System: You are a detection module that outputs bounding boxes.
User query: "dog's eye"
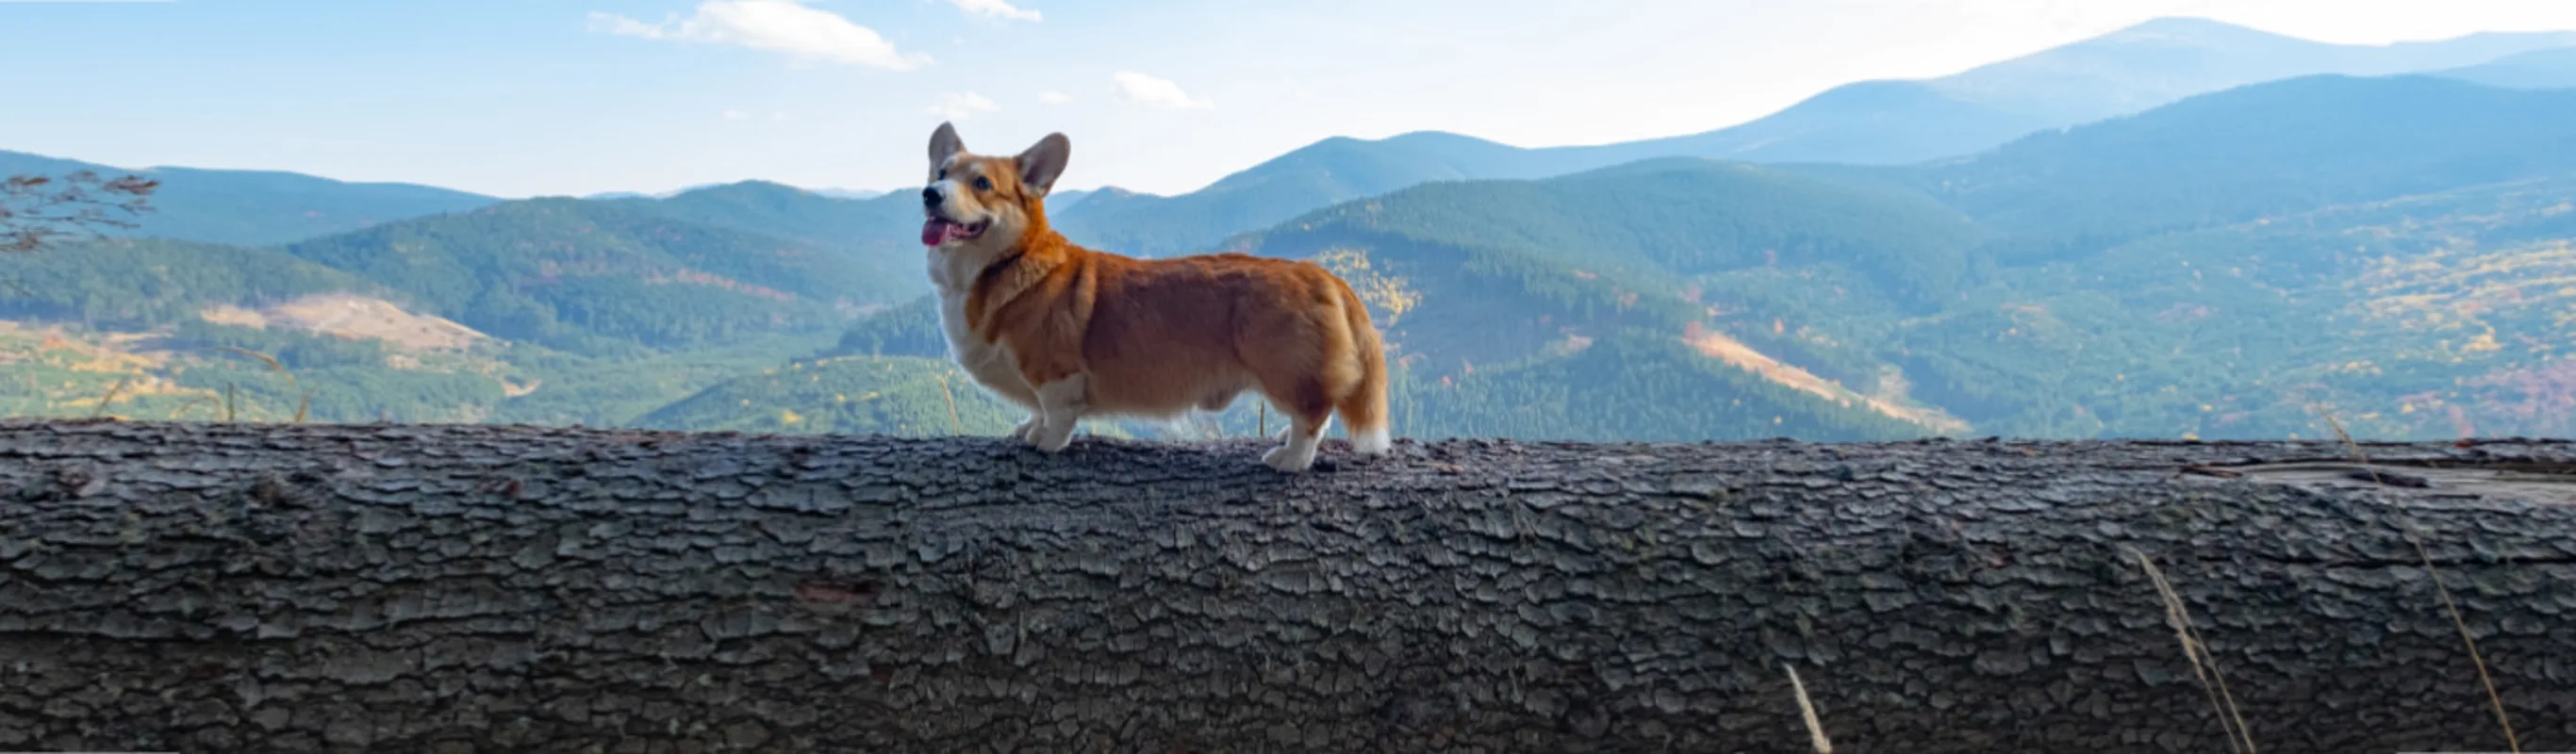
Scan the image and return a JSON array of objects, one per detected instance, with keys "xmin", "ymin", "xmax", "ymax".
[
  {"xmin": 936, "ymin": 168, "xmax": 947, "ymax": 180},
  {"xmin": 973, "ymin": 176, "xmax": 993, "ymax": 191}
]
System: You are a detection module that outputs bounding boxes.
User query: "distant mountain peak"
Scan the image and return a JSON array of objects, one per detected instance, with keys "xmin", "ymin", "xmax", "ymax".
[
  {"xmin": 807, "ymin": 187, "xmax": 886, "ymax": 201},
  {"xmin": 2096, "ymin": 16, "xmax": 2576, "ymax": 51},
  {"xmin": 2105, "ymin": 16, "xmax": 2290, "ymax": 41},
  {"xmin": 581, "ymin": 180, "xmax": 888, "ymax": 203}
]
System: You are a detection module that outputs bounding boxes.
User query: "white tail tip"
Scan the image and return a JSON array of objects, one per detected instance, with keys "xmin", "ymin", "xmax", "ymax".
[{"xmin": 1349, "ymin": 424, "xmax": 1392, "ymax": 455}]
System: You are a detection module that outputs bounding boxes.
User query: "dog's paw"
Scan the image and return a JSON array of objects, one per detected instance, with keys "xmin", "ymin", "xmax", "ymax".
[
  {"xmin": 1032, "ymin": 423, "xmax": 1077, "ymax": 453},
  {"xmin": 1261, "ymin": 443, "xmax": 1316, "ymax": 472}
]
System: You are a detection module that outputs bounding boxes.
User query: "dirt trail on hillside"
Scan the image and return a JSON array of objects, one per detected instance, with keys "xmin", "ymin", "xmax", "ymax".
[
  {"xmin": 200, "ymin": 294, "xmax": 486, "ymax": 352},
  {"xmin": 1682, "ymin": 328, "xmax": 1971, "ymax": 434}
]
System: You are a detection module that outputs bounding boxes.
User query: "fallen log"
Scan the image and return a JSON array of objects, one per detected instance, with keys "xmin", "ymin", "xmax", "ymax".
[{"xmin": 1, "ymin": 418, "xmax": 2572, "ymax": 753}]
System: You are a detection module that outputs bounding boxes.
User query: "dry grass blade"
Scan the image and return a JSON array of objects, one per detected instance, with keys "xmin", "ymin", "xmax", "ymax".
[
  {"xmin": 2411, "ymin": 533, "xmax": 2521, "ymax": 752},
  {"xmin": 293, "ymin": 387, "xmax": 317, "ymax": 424},
  {"xmin": 89, "ymin": 374, "xmax": 133, "ymax": 418},
  {"xmin": 2126, "ymin": 547, "xmax": 2256, "ymax": 754},
  {"xmin": 212, "ymin": 346, "xmax": 296, "ymax": 385},
  {"xmin": 2319, "ymin": 412, "xmax": 2376, "ymax": 483},
  {"xmin": 934, "ymin": 373, "xmax": 964, "ymax": 434},
  {"xmin": 166, "ymin": 394, "xmax": 218, "ymax": 421},
  {"xmin": 1784, "ymin": 664, "xmax": 1832, "ymax": 754},
  {"xmin": 2320, "ymin": 407, "xmax": 2519, "ymax": 751}
]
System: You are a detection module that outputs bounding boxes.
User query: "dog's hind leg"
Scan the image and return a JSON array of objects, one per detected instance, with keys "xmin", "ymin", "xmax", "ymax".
[{"xmin": 1256, "ymin": 380, "xmax": 1332, "ymax": 472}]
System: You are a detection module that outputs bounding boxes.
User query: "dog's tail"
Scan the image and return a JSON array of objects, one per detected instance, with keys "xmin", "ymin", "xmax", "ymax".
[{"xmin": 1331, "ymin": 279, "xmax": 1393, "ymax": 455}]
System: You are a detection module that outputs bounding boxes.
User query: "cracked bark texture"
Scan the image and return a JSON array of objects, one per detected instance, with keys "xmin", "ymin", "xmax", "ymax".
[{"xmin": 3, "ymin": 419, "xmax": 2574, "ymax": 753}]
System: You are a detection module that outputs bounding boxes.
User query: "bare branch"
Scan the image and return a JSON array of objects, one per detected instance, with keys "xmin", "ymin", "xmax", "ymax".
[{"xmin": 1, "ymin": 170, "xmax": 161, "ymax": 254}]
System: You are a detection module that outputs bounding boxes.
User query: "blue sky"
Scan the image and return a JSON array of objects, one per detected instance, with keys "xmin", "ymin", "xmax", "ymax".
[{"xmin": 7, "ymin": 0, "xmax": 2576, "ymax": 198}]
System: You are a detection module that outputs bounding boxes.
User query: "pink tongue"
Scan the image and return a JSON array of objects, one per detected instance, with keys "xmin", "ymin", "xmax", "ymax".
[{"xmin": 920, "ymin": 219, "xmax": 951, "ymax": 246}]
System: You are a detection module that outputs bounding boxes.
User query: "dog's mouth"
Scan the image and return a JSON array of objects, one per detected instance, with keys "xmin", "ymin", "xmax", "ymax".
[{"xmin": 921, "ymin": 216, "xmax": 990, "ymax": 246}]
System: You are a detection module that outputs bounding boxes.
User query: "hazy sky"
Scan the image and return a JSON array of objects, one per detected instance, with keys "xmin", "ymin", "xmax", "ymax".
[{"xmin": 7, "ymin": 0, "xmax": 2576, "ymax": 198}]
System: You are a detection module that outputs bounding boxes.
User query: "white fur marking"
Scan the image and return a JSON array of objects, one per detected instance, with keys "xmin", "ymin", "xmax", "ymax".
[
  {"xmin": 1350, "ymin": 424, "xmax": 1392, "ymax": 455},
  {"xmin": 1031, "ymin": 374, "xmax": 1090, "ymax": 452},
  {"xmin": 932, "ymin": 286, "xmax": 1034, "ymax": 406},
  {"xmin": 1274, "ymin": 411, "xmax": 1329, "ymax": 443},
  {"xmin": 1263, "ymin": 419, "xmax": 1326, "ymax": 472},
  {"xmin": 925, "ymin": 214, "xmax": 1045, "ymax": 427}
]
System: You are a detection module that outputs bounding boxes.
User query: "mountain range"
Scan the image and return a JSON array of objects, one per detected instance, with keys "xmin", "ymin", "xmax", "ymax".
[
  {"xmin": 1050, "ymin": 17, "xmax": 2576, "ymax": 255},
  {"xmin": 8, "ymin": 17, "xmax": 2576, "ymax": 444}
]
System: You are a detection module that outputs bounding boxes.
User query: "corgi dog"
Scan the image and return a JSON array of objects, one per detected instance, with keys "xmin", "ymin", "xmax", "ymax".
[{"xmin": 916, "ymin": 122, "xmax": 1392, "ymax": 471}]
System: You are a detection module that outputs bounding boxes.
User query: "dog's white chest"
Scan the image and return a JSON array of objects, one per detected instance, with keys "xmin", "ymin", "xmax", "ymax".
[{"xmin": 928, "ymin": 251, "xmax": 1034, "ymax": 404}]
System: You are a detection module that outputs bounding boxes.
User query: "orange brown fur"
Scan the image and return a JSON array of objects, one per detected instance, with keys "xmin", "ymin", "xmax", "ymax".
[{"xmin": 918, "ymin": 122, "xmax": 1390, "ymax": 471}]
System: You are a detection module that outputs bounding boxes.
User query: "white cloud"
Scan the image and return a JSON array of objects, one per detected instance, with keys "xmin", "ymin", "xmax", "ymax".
[
  {"xmin": 722, "ymin": 109, "xmax": 751, "ymax": 120},
  {"xmin": 1110, "ymin": 72, "xmax": 1212, "ymax": 110},
  {"xmin": 927, "ymin": 91, "xmax": 999, "ymax": 121},
  {"xmin": 1037, "ymin": 90, "xmax": 1073, "ymax": 105},
  {"xmin": 948, "ymin": 0, "xmax": 1041, "ymax": 23},
  {"xmin": 587, "ymin": 1, "xmax": 928, "ymax": 71},
  {"xmin": 589, "ymin": 13, "xmax": 667, "ymax": 39}
]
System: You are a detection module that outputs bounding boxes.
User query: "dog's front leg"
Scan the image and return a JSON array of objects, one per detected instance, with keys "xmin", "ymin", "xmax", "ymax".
[{"xmin": 1027, "ymin": 373, "xmax": 1089, "ymax": 453}]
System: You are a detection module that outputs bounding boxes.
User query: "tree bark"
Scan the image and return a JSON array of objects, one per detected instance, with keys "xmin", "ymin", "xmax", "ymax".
[{"xmin": 2, "ymin": 418, "xmax": 2573, "ymax": 753}]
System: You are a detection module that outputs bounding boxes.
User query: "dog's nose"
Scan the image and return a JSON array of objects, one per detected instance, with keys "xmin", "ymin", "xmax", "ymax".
[{"xmin": 921, "ymin": 186, "xmax": 942, "ymax": 207}]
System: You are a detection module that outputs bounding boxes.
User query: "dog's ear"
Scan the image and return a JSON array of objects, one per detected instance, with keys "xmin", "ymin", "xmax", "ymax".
[
  {"xmin": 1016, "ymin": 133, "xmax": 1071, "ymax": 197},
  {"xmin": 929, "ymin": 122, "xmax": 966, "ymax": 168}
]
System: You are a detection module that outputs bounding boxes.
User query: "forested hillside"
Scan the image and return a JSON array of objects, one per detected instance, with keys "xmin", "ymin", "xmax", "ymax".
[
  {"xmin": 0, "ymin": 185, "xmax": 926, "ymax": 431},
  {"xmin": 1889, "ymin": 74, "xmax": 2576, "ymax": 253},
  {"xmin": 0, "ymin": 238, "xmax": 375, "ymax": 326},
  {"xmin": 2433, "ymin": 45, "xmax": 2576, "ymax": 89},
  {"xmin": 605, "ymin": 181, "xmax": 926, "ymax": 256},
  {"xmin": 0, "ymin": 150, "xmax": 496, "ymax": 246},
  {"xmin": 279, "ymin": 198, "xmax": 918, "ymax": 353},
  {"xmin": 1051, "ymin": 132, "xmax": 1611, "ymax": 255},
  {"xmin": 632, "ymin": 354, "xmax": 1025, "ymax": 436},
  {"xmin": 1891, "ymin": 171, "xmax": 2576, "ymax": 440}
]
